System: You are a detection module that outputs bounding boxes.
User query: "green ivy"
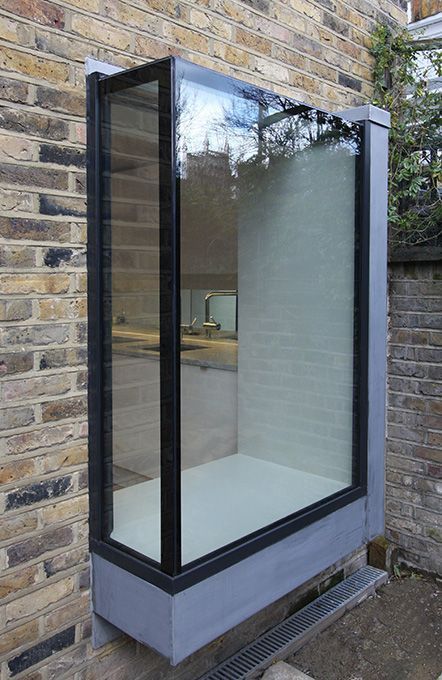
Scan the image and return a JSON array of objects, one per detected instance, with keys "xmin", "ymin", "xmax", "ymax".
[{"xmin": 370, "ymin": 24, "xmax": 442, "ymax": 249}]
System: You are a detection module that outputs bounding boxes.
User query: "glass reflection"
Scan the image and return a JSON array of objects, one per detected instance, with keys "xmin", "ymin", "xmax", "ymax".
[
  {"xmin": 102, "ymin": 80, "xmax": 161, "ymax": 562},
  {"xmin": 99, "ymin": 60, "xmax": 362, "ymax": 568},
  {"xmin": 177, "ymin": 65, "xmax": 361, "ymax": 564}
]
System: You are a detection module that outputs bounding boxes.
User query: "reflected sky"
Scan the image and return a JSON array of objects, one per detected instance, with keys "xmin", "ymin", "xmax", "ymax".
[
  {"xmin": 176, "ymin": 77, "xmax": 259, "ymax": 173},
  {"xmin": 176, "ymin": 75, "xmax": 361, "ymax": 180}
]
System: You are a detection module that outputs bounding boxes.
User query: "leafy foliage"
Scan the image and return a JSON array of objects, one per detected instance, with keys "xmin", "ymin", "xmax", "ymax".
[{"xmin": 371, "ymin": 24, "xmax": 442, "ymax": 249}]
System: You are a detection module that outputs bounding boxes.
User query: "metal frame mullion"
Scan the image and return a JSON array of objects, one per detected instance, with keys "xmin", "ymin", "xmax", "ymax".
[
  {"xmin": 159, "ymin": 60, "xmax": 181, "ymax": 575},
  {"xmin": 357, "ymin": 121, "xmax": 370, "ymax": 492},
  {"xmin": 87, "ymin": 71, "xmax": 105, "ymax": 542}
]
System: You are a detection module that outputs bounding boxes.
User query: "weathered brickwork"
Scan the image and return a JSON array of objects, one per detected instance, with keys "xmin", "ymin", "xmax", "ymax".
[
  {"xmin": 386, "ymin": 259, "xmax": 442, "ymax": 576},
  {"xmin": 0, "ymin": 0, "xmax": 406, "ymax": 677}
]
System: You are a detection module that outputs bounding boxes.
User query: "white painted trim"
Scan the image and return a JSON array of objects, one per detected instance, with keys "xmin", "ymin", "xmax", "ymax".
[{"xmin": 408, "ymin": 12, "xmax": 442, "ymax": 39}]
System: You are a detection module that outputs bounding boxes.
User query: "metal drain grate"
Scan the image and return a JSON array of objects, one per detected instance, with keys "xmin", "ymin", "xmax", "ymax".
[{"xmin": 199, "ymin": 565, "xmax": 388, "ymax": 680}]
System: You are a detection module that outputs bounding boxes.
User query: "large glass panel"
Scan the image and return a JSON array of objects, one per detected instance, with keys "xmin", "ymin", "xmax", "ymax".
[
  {"xmin": 177, "ymin": 63, "xmax": 361, "ymax": 564},
  {"xmin": 101, "ymin": 79, "xmax": 161, "ymax": 562}
]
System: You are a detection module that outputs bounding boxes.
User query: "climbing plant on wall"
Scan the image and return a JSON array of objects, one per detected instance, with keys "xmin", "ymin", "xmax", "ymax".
[{"xmin": 371, "ymin": 24, "xmax": 441, "ymax": 250}]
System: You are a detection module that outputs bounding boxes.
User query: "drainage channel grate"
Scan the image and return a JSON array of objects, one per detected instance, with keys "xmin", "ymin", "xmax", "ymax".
[{"xmin": 199, "ymin": 565, "xmax": 388, "ymax": 680}]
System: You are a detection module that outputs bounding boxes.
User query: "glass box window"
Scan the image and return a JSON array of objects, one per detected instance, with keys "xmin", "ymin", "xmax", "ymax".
[
  {"xmin": 88, "ymin": 57, "xmax": 366, "ymax": 579},
  {"xmin": 101, "ymin": 80, "xmax": 161, "ymax": 563},
  {"xmin": 177, "ymin": 64, "xmax": 360, "ymax": 564}
]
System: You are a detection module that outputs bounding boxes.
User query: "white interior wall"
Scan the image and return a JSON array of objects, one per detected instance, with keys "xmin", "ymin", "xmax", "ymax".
[{"xmin": 237, "ymin": 144, "xmax": 356, "ymax": 484}]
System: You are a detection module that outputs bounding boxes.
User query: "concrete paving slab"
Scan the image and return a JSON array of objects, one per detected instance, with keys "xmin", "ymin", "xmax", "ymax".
[{"xmin": 262, "ymin": 661, "xmax": 314, "ymax": 680}]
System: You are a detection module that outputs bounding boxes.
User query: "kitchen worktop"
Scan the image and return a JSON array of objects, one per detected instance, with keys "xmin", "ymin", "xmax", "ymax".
[{"xmin": 112, "ymin": 326, "xmax": 238, "ymax": 371}]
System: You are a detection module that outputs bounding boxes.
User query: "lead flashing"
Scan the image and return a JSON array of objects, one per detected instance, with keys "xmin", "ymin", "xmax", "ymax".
[
  {"xmin": 85, "ymin": 57, "xmax": 123, "ymax": 76},
  {"xmin": 337, "ymin": 104, "xmax": 391, "ymax": 129}
]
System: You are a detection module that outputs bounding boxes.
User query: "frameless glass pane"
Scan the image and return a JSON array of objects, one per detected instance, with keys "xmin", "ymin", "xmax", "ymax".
[
  {"xmin": 177, "ymin": 65, "xmax": 361, "ymax": 564},
  {"xmin": 101, "ymin": 80, "xmax": 161, "ymax": 562}
]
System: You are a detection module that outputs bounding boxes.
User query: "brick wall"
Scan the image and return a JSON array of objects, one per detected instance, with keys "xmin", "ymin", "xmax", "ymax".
[
  {"xmin": 0, "ymin": 0, "xmax": 406, "ymax": 677},
  {"xmin": 386, "ymin": 258, "xmax": 442, "ymax": 576}
]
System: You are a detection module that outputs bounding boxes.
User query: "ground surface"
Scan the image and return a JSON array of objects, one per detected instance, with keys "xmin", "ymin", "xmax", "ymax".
[{"xmin": 284, "ymin": 574, "xmax": 442, "ymax": 680}]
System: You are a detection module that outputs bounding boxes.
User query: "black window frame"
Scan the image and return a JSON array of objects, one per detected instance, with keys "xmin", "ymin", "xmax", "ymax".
[{"xmin": 87, "ymin": 56, "xmax": 369, "ymax": 595}]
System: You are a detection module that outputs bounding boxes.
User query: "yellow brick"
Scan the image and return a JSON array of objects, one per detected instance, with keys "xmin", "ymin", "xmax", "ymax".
[
  {"xmin": 41, "ymin": 443, "xmax": 88, "ymax": 473},
  {"xmin": 235, "ymin": 28, "xmax": 272, "ymax": 56},
  {"xmin": 0, "ymin": 566, "xmax": 39, "ymax": 600},
  {"xmin": 322, "ymin": 83, "xmax": 341, "ymax": 102},
  {"xmin": 361, "ymin": 32, "xmax": 373, "ymax": 50},
  {"xmin": 334, "ymin": 2, "xmax": 351, "ymax": 22},
  {"xmin": 0, "ymin": 47, "xmax": 69, "ymax": 84},
  {"xmin": 335, "ymin": 36, "xmax": 360, "ymax": 60},
  {"xmin": 190, "ymin": 8, "xmax": 232, "ymax": 39},
  {"xmin": 134, "ymin": 34, "xmax": 169, "ymax": 59},
  {"xmin": 0, "ymin": 273, "xmax": 70, "ymax": 294},
  {"xmin": 308, "ymin": 59, "xmax": 337, "ymax": 83},
  {"xmin": 285, "ymin": 0, "xmax": 320, "ymax": 21},
  {"xmin": 75, "ymin": 272, "xmax": 87, "ymax": 293},
  {"xmin": 41, "ymin": 495, "xmax": 88, "ymax": 526},
  {"xmin": 289, "ymin": 70, "xmax": 315, "ymax": 93},
  {"xmin": 273, "ymin": 45, "xmax": 307, "ymax": 71},
  {"xmin": 133, "ymin": 0, "xmax": 189, "ymax": 19},
  {"xmin": 0, "ymin": 134, "xmax": 35, "ymax": 163},
  {"xmin": 6, "ymin": 576, "xmax": 75, "ymax": 623},
  {"xmin": 191, "ymin": 52, "xmax": 229, "ymax": 73},
  {"xmin": 163, "ymin": 24, "xmax": 209, "ymax": 52},
  {"xmin": 34, "ymin": 27, "xmax": 91, "ymax": 62},
  {"xmin": 0, "ymin": 512, "xmax": 38, "ymax": 542},
  {"xmin": 5, "ymin": 424, "xmax": 75, "ymax": 455},
  {"xmin": 388, "ymin": 2, "xmax": 407, "ymax": 22},
  {"xmin": 67, "ymin": 0, "xmax": 100, "ymax": 10},
  {"xmin": 352, "ymin": 61, "xmax": 372, "ymax": 82},
  {"xmin": 77, "ymin": 517, "xmax": 89, "ymax": 543},
  {"xmin": 0, "ymin": 187, "xmax": 35, "ymax": 213},
  {"xmin": 71, "ymin": 223, "xmax": 87, "ymax": 244},
  {"xmin": 104, "ymin": 0, "xmax": 162, "ymax": 33},
  {"xmin": 0, "ymin": 459, "xmax": 36, "ymax": 485},
  {"xmin": 254, "ymin": 16, "xmax": 291, "ymax": 43},
  {"xmin": 212, "ymin": 0, "xmax": 250, "ymax": 25},
  {"xmin": 213, "ymin": 41, "xmax": 251, "ymax": 67},
  {"xmin": 0, "ymin": 17, "xmax": 28, "ymax": 44},
  {"xmin": 38, "ymin": 297, "xmax": 87, "ymax": 321},
  {"xmin": 3, "ymin": 373, "xmax": 71, "ymax": 401},
  {"xmin": 71, "ymin": 15, "xmax": 132, "ymax": 51},
  {"xmin": 44, "ymin": 590, "xmax": 89, "ymax": 632},
  {"xmin": 322, "ymin": 47, "xmax": 350, "ymax": 72},
  {"xmin": 361, "ymin": 81, "xmax": 374, "ymax": 98},
  {"xmin": 0, "ymin": 620, "xmax": 39, "ymax": 656},
  {"xmin": 255, "ymin": 57, "xmax": 289, "ymax": 84},
  {"xmin": 272, "ymin": 4, "xmax": 306, "ymax": 32},
  {"xmin": 314, "ymin": 25, "xmax": 336, "ymax": 48},
  {"xmin": 347, "ymin": 7, "xmax": 370, "ymax": 29},
  {"xmin": 0, "ymin": 18, "xmax": 17, "ymax": 44}
]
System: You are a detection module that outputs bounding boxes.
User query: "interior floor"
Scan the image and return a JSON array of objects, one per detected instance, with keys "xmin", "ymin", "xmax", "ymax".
[{"xmin": 111, "ymin": 453, "xmax": 348, "ymax": 565}]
